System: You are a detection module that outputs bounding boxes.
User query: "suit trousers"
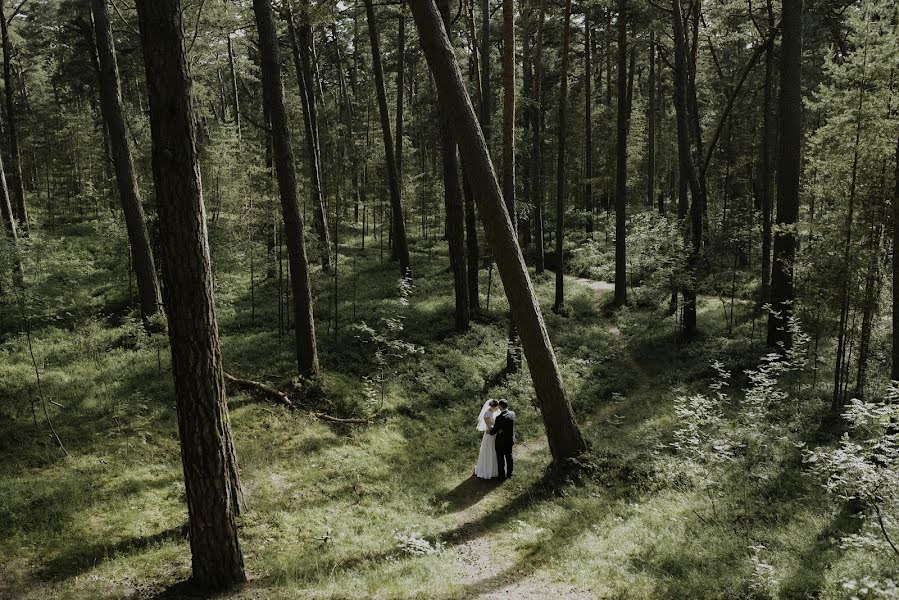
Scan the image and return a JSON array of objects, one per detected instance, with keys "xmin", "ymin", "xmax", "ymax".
[{"xmin": 495, "ymin": 443, "xmax": 513, "ymax": 479}]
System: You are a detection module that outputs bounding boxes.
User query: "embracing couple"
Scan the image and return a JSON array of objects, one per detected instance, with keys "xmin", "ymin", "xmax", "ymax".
[{"xmin": 474, "ymin": 399, "xmax": 516, "ymax": 481}]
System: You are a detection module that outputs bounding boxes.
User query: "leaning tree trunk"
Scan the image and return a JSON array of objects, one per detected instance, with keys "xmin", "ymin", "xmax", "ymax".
[
  {"xmin": 531, "ymin": 0, "xmax": 547, "ymax": 274},
  {"xmin": 613, "ymin": 0, "xmax": 628, "ymax": 307},
  {"xmin": 286, "ymin": 0, "xmax": 331, "ymax": 271},
  {"xmin": 254, "ymin": 0, "xmax": 320, "ymax": 376},
  {"xmin": 436, "ymin": 0, "xmax": 469, "ymax": 331},
  {"xmin": 766, "ymin": 0, "xmax": 802, "ymax": 349},
  {"xmin": 365, "ymin": 0, "xmax": 411, "ymax": 279},
  {"xmin": 0, "ymin": 149, "xmax": 21, "ymax": 286},
  {"xmin": 135, "ymin": 0, "xmax": 245, "ymax": 590},
  {"xmin": 0, "ymin": 2, "xmax": 27, "ymax": 233},
  {"xmin": 91, "ymin": 0, "xmax": 162, "ymax": 321},
  {"xmin": 409, "ymin": 0, "xmax": 587, "ymax": 462},
  {"xmin": 502, "ymin": 0, "xmax": 520, "ymax": 372},
  {"xmin": 553, "ymin": 0, "xmax": 573, "ymax": 313}
]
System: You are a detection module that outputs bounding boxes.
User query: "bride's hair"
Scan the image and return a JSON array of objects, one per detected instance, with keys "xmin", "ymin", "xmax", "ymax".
[{"xmin": 489, "ymin": 400, "xmax": 499, "ymax": 408}]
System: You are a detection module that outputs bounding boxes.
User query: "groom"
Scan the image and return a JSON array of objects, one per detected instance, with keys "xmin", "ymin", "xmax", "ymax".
[{"xmin": 488, "ymin": 400, "xmax": 516, "ymax": 480}]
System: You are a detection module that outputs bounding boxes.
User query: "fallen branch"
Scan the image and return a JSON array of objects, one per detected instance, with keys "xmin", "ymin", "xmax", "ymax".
[
  {"xmin": 311, "ymin": 412, "xmax": 370, "ymax": 424},
  {"xmin": 223, "ymin": 372, "xmax": 294, "ymax": 408},
  {"xmin": 224, "ymin": 372, "xmax": 370, "ymax": 424}
]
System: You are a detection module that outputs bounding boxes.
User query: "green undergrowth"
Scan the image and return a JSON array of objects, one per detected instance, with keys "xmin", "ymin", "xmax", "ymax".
[{"xmin": 0, "ymin": 216, "xmax": 890, "ymax": 599}]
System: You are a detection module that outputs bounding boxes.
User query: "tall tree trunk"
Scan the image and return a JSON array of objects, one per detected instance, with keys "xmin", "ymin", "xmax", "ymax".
[
  {"xmin": 286, "ymin": 0, "xmax": 331, "ymax": 271},
  {"xmin": 436, "ymin": 0, "xmax": 469, "ymax": 331},
  {"xmin": 0, "ymin": 2, "xmax": 26, "ymax": 233},
  {"xmin": 394, "ymin": 12, "xmax": 406, "ymax": 257},
  {"xmin": 463, "ymin": 156, "xmax": 480, "ymax": 311},
  {"xmin": 464, "ymin": 0, "xmax": 483, "ymax": 310},
  {"xmin": 521, "ymin": 10, "xmax": 533, "ymax": 246},
  {"xmin": 480, "ymin": 0, "xmax": 491, "ymax": 145},
  {"xmin": 647, "ymin": 29, "xmax": 656, "ymax": 209},
  {"xmin": 216, "ymin": 68, "xmax": 226, "ymax": 123},
  {"xmin": 584, "ymin": 14, "xmax": 594, "ymax": 234},
  {"xmin": 91, "ymin": 0, "xmax": 162, "ymax": 321},
  {"xmin": 855, "ymin": 221, "xmax": 882, "ymax": 398},
  {"xmin": 254, "ymin": 0, "xmax": 320, "ymax": 376},
  {"xmin": 613, "ymin": 0, "xmax": 628, "ymax": 307},
  {"xmin": 396, "ymin": 13, "xmax": 405, "ymax": 186},
  {"xmin": 833, "ymin": 18, "xmax": 876, "ymax": 409},
  {"xmin": 410, "ymin": 0, "xmax": 587, "ymax": 462},
  {"xmin": 227, "ymin": 34, "xmax": 241, "ymax": 140},
  {"xmin": 531, "ymin": 0, "xmax": 547, "ymax": 274},
  {"xmin": 365, "ymin": 0, "xmax": 411, "ymax": 279},
  {"xmin": 502, "ymin": 0, "xmax": 520, "ymax": 372},
  {"xmin": 759, "ymin": 0, "xmax": 775, "ymax": 301},
  {"xmin": 553, "ymin": 0, "xmax": 573, "ymax": 313},
  {"xmin": 892, "ymin": 131, "xmax": 899, "ymax": 381},
  {"xmin": 670, "ymin": 0, "xmax": 705, "ymax": 337},
  {"xmin": 626, "ymin": 41, "xmax": 636, "ymax": 122},
  {"xmin": 135, "ymin": 0, "xmax": 245, "ymax": 589},
  {"xmin": 605, "ymin": 9, "xmax": 612, "ymax": 106},
  {"xmin": 766, "ymin": 0, "xmax": 802, "ymax": 349}
]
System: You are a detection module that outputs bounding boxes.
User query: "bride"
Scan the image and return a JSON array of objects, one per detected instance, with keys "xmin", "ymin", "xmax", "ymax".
[{"xmin": 474, "ymin": 399, "xmax": 500, "ymax": 479}]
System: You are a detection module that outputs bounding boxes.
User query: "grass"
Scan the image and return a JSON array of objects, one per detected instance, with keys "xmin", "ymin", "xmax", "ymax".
[{"xmin": 0, "ymin": 215, "xmax": 890, "ymax": 599}]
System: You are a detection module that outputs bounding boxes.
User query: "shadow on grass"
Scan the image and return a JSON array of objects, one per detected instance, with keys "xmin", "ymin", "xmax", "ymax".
[
  {"xmin": 439, "ymin": 467, "xmax": 570, "ymax": 547},
  {"xmin": 36, "ymin": 524, "xmax": 188, "ymax": 581},
  {"xmin": 439, "ymin": 475, "xmax": 502, "ymax": 513},
  {"xmin": 148, "ymin": 579, "xmax": 214, "ymax": 600}
]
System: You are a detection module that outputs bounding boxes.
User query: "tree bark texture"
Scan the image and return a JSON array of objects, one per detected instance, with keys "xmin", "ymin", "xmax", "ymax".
[
  {"xmin": 254, "ymin": 0, "xmax": 320, "ymax": 375},
  {"xmin": 436, "ymin": 0, "xmax": 469, "ymax": 331},
  {"xmin": 365, "ymin": 0, "xmax": 411, "ymax": 279},
  {"xmin": 766, "ymin": 0, "xmax": 802, "ymax": 349},
  {"xmin": 614, "ymin": 0, "xmax": 628, "ymax": 307},
  {"xmin": 135, "ymin": 0, "xmax": 245, "ymax": 589},
  {"xmin": 286, "ymin": 0, "xmax": 332, "ymax": 271},
  {"xmin": 553, "ymin": 0, "xmax": 573, "ymax": 313},
  {"xmin": 91, "ymin": 0, "xmax": 162, "ymax": 321}
]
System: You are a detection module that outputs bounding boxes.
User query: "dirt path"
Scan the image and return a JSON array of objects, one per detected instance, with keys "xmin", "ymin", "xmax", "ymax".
[{"xmin": 444, "ymin": 276, "xmax": 625, "ymax": 599}]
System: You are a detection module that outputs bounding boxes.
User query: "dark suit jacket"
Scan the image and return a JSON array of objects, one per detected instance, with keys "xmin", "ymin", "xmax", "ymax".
[{"xmin": 489, "ymin": 410, "xmax": 516, "ymax": 447}]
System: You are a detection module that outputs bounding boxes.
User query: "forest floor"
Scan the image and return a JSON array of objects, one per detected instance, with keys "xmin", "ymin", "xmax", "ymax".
[{"xmin": 0, "ymin": 219, "xmax": 883, "ymax": 599}]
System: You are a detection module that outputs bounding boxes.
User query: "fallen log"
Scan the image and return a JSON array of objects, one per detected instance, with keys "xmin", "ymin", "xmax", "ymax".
[
  {"xmin": 224, "ymin": 372, "xmax": 370, "ymax": 424},
  {"xmin": 223, "ymin": 372, "xmax": 294, "ymax": 408}
]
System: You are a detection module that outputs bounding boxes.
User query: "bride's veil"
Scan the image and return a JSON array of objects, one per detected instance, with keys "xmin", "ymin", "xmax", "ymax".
[{"xmin": 476, "ymin": 400, "xmax": 493, "ymax": 432}]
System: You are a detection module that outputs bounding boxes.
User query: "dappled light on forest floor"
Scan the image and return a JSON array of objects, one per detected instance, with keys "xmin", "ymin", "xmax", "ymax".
[{"xmin": 2, "ymin": 0, "xmax": 897, "ymax": 592}]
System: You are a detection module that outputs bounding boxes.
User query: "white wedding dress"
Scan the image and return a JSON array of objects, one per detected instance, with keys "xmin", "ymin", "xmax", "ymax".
[{"xmin": 474, "ymin": 401, "xmax": 499, "ymax": 479}]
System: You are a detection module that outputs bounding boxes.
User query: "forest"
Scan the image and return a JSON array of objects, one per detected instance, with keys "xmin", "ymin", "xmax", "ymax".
[{"xmin": 0, "ymin": 0, "xmax": 898, "ymax": 597}]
